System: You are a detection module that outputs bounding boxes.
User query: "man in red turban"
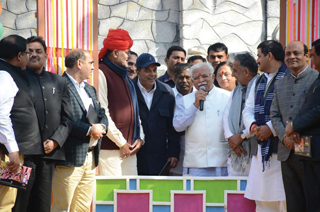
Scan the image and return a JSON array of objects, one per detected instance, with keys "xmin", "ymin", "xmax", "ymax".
[{"xmin": 98, "ymin": 29, "xmax": 143, "ymax": 176}]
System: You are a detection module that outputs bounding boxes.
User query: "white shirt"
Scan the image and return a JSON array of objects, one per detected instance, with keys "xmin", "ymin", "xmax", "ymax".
[
  {"xmin": 137, "ymin": 79, "xmax": 156, "ymax": 110},
  {"xmin": 242, "ymin": 73, "xmax": 277, "ymax": 136},
  {"xmin": 0, "ymin": 71, "xmax": 19, "ymax": 153},
  {"xmin": 223, "ymin": 89, "xmax": 250, "ymax": 140}
]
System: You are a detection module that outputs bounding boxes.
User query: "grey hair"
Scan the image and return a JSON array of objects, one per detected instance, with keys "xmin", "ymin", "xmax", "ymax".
[{"xmin": 189, "ymin": 62, "xmax": 214, "ymax": 79}]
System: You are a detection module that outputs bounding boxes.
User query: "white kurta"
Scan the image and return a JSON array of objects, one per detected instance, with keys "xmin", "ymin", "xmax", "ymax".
[
  {"xmin": 173, "ymin": 86, "xmax": 230, "ymax": 168},
  {"xmin": 242, "ymin": 73, "xmax": 286, "ymax": 202}
]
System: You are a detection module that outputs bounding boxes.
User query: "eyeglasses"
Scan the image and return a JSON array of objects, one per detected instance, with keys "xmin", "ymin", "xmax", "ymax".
[
  {"xmin": 192, "ymin": 73, "xmax": 212, "ymax": 80},
  {"xmin": 22, "ymin": 51, "xmax": 31, "ymax": 57},
  {"xmin": 217, "ymin": 72, "xmax": 231, "ymax": 79}
]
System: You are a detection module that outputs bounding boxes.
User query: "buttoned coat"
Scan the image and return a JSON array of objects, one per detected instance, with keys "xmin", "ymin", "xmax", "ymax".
[
  {"xmin": 133, "ymin": 78, "xmax": 180, "ymax": 175},
  {"xmin": 270, "ymin": 66, "xmax": 318, "ymax": 161},
  {"xmin": 57, "ymin": 73, "xmax": 108, "ymax": 167}
]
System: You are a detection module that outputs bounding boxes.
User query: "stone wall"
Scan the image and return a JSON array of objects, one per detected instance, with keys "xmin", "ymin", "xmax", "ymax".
[
  {"xmin": 98, "ymin": 0, "xmax": 280, "ymax": 66},
  {"xmin": 0, "ymin": 0, "xmax": 37, "ymax": 38}
]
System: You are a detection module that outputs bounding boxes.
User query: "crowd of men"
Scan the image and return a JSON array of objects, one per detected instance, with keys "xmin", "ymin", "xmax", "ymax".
[{"xmin": 0, "ymin": 28, "xmax": 319, "ymax": 212}]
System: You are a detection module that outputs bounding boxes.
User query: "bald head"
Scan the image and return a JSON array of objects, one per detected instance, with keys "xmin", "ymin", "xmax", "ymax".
[{"xmin": 285, "ymin": 41, "xmax": 309, "ymax": 75}]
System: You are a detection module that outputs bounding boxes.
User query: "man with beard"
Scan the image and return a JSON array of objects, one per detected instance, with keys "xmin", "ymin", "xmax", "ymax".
[
  {"xmin": 158, "ymin": 46, "xmax": 186, "ymax": 88},
  {"xmin": 170, "ymin": 63, "xmax": 193, "ymax": 175},
  {"xmin": 128, "ymin": 51, "xmax": 138, "ymax": 79},
  {"xmin": 173, "ymin": 62, "xmax": 230, "ymax": 176},
  {"xmin": 271, "ymin": 40, "xmax": 318, "ymax": 211},
  {"xmin": 98, "ymin": 29, "xmax": 142, "ymax": 176},
  {"xmin": 132, "ymin": 53, "xmax": 180, "ymax": 175},
  {"xmin": 12, "ymin": 36, "xmax": 73, "ymax": 212}
]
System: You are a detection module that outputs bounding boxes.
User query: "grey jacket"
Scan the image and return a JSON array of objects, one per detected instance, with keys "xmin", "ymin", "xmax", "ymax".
[{"xmin": 270, "ymin": 66, "xmax": 318, "ymax": 161}]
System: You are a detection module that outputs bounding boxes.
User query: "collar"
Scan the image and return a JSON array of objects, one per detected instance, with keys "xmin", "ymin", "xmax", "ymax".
[
  {"xmin": 290, "ymin": 65, "xmax": 309, "ymax": 79},
  {"xmin": 26, "ymin": 66, "xmax": 46, "ymax": 76},
  {"xmin": 137, "ymin": 78, "xmax": 156, "ymax": 93},
  {"xmin": 65, "ymin": 71, "xmax": 85, "ymax": 89},
  {"xmin": 102, "ymin": 55, "xmax": 129, "ymax": 78},
  {"xmin": 162, "ymin": 71, "xmax": 173, "ymax": 82}
]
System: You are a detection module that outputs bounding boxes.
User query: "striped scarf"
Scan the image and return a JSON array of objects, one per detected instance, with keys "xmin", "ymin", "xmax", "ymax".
[{"xmin": 254, "ymin": 63, "xmax": 287, "ymax": 171}]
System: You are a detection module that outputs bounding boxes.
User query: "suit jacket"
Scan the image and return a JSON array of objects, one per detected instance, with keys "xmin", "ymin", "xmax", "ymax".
[
  {"xmin": 133, "ymin": 78, "xmax": 180, "ymax": 175},
  {"xmin": 26, "ymin": 67, "xmax": 73, "ymax": 160},
  {"xmin": 57, "ymin": 73, "xmax": 108, "ymax": 167},
  {"xmin": 271, "ymin": 66, "xmax": 318, "ymax": 161},
  {"xmin": 293, "ymin": 75, "xmax": 320, "ymax": 161}
]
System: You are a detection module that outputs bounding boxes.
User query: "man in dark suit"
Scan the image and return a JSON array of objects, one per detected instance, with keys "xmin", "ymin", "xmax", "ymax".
[
  {"xmin": 285, "ymin": 38, "xmax": 320, "ymax": 211},
  {"xmin": 133, "ymin": 53, "xmax": 180, "ymax": 175},
  {"xmin": 51, "ymin": 49, "xmax": 108, "ymax": 211},
  {"xmin": 271, "ymin": 40, "xmax": 318, "ymax": 212},
  {"xmin": 0, "ymin": 35, "xmax": 39, "ymax": 211},
  {"xmin": 12, "ymin": 36, "xmax": 73, "ymax": 212}
]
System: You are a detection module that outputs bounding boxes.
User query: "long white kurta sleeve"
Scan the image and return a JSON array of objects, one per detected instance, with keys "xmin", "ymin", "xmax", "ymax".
[
  {"xmin": 0, "ymin": 71, "xmax": 19, "ymax": 153},
  {"xmin": 173, "ymin": 93, "xmax": 198, "ymax": 132}
]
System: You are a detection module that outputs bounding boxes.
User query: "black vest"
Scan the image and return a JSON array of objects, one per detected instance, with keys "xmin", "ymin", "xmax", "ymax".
[{"xmin": 0, "ymin": 60, "xmax": 42, "ymax": 155}]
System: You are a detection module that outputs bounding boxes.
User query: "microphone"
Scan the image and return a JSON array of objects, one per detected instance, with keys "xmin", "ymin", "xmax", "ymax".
[{"xmin": 199, "ymin": 86, "xmax": 206, "ymax": 111}]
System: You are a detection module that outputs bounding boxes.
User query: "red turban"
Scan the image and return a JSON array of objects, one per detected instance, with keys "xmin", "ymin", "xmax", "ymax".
[{"xmin": 98, "ymin": 29, "xmax": 133, "ymax": 61}]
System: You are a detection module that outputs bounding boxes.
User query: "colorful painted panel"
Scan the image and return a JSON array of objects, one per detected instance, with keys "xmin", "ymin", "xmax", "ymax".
[
  {"xmin": 224, "ymin": 191, "xmax": 256, "ymax": 212},
  {"xmin": 173, "ymin": 193, "xmax": 205, "ymax": 212},
  {"xmin": 116, "ymin": 192, "xmax": 151, "ymax": 212},
  {"xmin": 194, "ymin": 179, "xmax": 237, "ymax": 203},
  {"xmin": 96, "ymin": 179, "xmax": 126, "ymax": 201},
  {"xmin": 140, "ymin": 179, "xmax": 183, "ymax": 202}
]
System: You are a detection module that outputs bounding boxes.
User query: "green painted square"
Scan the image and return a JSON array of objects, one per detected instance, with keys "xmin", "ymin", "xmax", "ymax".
[
  {"xmin": 96, "ymin": 179, "xmax": 126, "ymax": 201},
  {"xmin": 194, "ymin": 180, "xmax": 237, "ymax": 203},
  {"xmin": 140, "ymin": 179, "xmax": 183, "ymax": 202}
]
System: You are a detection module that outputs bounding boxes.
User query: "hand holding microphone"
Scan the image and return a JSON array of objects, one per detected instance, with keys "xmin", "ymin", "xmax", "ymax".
[{"xmin": 194, "ymin": 86, "xmax": 207, "ymax": 111}]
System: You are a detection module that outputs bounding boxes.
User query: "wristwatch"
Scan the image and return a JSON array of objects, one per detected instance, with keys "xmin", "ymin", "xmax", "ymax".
[{"xmin": 240, "ymin": 133, "xmax": 246, "ymax": 140}]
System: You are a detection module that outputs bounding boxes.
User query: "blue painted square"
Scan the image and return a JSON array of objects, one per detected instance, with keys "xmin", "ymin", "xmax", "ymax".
[
  {"xmin": 129, "ymin": 179, "xmax": 137, "ymax": 190},
  {"xmin": 153, "ymin": 205, "xmax": 170, "ymax": 212},
  {"xmin": 96, "ymin": 205, "xmax": 113, "ymax": 212},
  {"xmin": 206, "ymin": 206, "xmax": 224, "ymax": 212},
  {"xmin": 240, "ymin": 180, "xmax": 247, "ymax": 191},
  {"xmin": 186, "ymin": 179, "xmax": 191, "ymax": 190}
]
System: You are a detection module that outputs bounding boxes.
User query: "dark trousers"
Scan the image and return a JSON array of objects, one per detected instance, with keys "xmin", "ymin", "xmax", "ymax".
[
  {"xmin": 281, "ymin": 152, "xmax": 307, "ymax": 212},
  {"xmin": 13, "ymin": 155, "xmax": 55, "ymax": 212},
  {"xmin": 302, "ymin": 160, "xmax": 320, "ymax": 212}
]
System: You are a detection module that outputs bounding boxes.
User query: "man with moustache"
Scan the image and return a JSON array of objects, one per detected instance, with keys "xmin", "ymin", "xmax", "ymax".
[
  {"xmin": 0, "ymin": 35, "xmax": 39, "ymax": 211},
  {"xmin": 242, "ymin": 40, "xmax": 288, "ymax": 211},
  {"xmin": 170, "ymin": 63, "xmax": 194, "ymax": 175},
  {"xmin": 52, "ymin": 49, "xmax": 108, "ymax": 211},
  {"xmin": 223, "ymin": 53, "xmax": 258, "ymax": 176},
  {"xmin": 98, "ymin": 29, "xmax": 142, "ymax": 176},
  {"xmin": 128, "ymin": 51, "xmax": 138, "ymax": 79},
  {"xmin": 12, "ymin": 36, "xmax": 73, "ymax": 212},
  {"xmin": 271, "ymin": 40, "xmax": 319, "ymax": 211},
  {"xmin": 173, "ymin": 62, "xmax": 230, "ymax": 176},
  {"xmin": 158, "ymin": 46, "xmax": 186, "ymax": 88},
  {"xmin": 132, "ymin": 53, "xmax": 180, "ymax": 175}
]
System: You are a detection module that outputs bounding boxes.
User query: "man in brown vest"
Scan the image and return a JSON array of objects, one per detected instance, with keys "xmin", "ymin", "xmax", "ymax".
[{"xmin": 98, "ymin": 29, "xmax": 143, "ymax": 176}]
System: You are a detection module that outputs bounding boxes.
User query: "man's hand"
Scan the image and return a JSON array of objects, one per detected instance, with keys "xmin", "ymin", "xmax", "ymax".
[
  {"xmin": 167, "ymin": 157, "xmax": 178, "ymax": 169},
  {"xmin": 130, "ymin": 139, "xmax": 144, "ymax": 155},
  {"xmin": 285, "ymin": 121, "xmax": 294, "ymax": 136},
  {"xmin": 43, "ymin": 139, "xmax": 59, "ymax": 154},
  {"xmin": 89, "ymin": 124, "xmax": 104, "ymax": 140},
  {"xmin": 194, "ymin": 89, "xmax": 207, "ymax": 108},
  {"xmin": 256, "ymin": 125, "xmax": 272, "ymax": 141},
  {"xmin": 120, "ymin": 143, "xmax": 132, "ymax": 159},
  {"xmin": 283, "ymin": 134, "xmax": 295, "ymax": 149},
  {"xmin": 228, "ymin": 134, "xmax": 247, "ymax": 157},
  {"xmin": 7, "ymin": 151, "xmax": 20, "ymax": 173}
]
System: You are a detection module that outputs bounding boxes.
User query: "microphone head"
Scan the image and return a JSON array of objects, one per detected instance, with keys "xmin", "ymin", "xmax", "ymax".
[{"xmin": 199, "ymin": 86, "xmax": 206, "ymax": 92}]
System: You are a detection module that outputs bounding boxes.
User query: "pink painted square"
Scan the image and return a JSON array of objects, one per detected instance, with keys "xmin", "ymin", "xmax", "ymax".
[
  {"xmin": 117, "ymin": 193, "xmax": 149, "ymax": 212},
  {"xmin": 226, "ymin": 193, "xmax": 256, "ymax": 212},
  {"xmin": 174, "ymin": 194, "xmax": 203, "ymax": 212}
]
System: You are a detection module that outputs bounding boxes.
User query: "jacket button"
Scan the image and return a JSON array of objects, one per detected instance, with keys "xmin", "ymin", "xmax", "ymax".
[
  {"xmin": 45, "ymin": 125, "xmax": 48, "ymax": 129},
  {"xmin": 46, "ymin": 111, "xmax": 49, "ymax": 114},
  {"xmin": 42, "ymin": 86, "xmax": 45, "ymax": 89}
]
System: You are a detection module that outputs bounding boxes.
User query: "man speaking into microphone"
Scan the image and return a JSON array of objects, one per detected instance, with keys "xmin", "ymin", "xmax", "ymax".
[{"xmin": 173, "ymin": 62, "xmax": 230, "ymax": 176}]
